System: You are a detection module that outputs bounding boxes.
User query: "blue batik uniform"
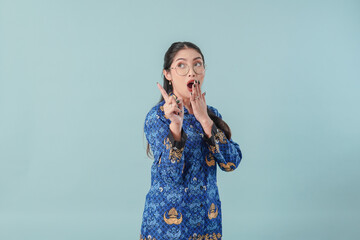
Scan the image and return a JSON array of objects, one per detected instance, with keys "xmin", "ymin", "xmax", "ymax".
[{"xmin": 140, "ymin": 92, "xmax": 242, "ymax": 240}]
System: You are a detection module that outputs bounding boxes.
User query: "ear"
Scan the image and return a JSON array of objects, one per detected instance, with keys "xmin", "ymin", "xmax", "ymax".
[{"xmin": 163, "ymin": 69, "xmax": 172, "ymax": 81}]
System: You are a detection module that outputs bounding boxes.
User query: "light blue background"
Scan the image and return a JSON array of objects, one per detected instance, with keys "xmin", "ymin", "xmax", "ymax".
[{"xmin": 1, "ymin": 0, "xmax": 359, "ymax": 239}]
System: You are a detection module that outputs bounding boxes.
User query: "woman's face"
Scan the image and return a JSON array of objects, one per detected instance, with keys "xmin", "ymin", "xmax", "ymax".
[{"xmin": 164, "ymin": 48, "xmax": 205, "ymax": 100}]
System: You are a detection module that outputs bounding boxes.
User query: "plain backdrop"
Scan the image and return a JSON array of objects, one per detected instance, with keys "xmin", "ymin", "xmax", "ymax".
[{"xmin": 1, "ymin": 0, "xmax": 359, "ymax": 239}]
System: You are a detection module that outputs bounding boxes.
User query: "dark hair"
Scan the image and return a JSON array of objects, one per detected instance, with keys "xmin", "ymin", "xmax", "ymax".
[{"xmin": 146, "ymin": 41, "xmax": 231, "ymax": 158}]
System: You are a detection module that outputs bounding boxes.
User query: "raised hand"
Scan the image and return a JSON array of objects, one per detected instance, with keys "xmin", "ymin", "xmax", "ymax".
[
  {"xmin": 157, "ymin": 82, "xmax": 184, "ymax": 126},
  {"xmin": 190, "ymin": 80, "xmax": 214, "ymax": 138},
  {"xmin": 190, "ymin": 80, "xmax": 210, "ymax": 124}
]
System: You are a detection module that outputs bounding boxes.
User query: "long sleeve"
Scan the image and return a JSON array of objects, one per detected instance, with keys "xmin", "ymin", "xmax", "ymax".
[
  {"xmin": 144, "ymin": 106, "xmax": 188, "ymax": 184},
  {"xmin": 203, "ymin": 106, "xmax": 242, "ymax": 172}
]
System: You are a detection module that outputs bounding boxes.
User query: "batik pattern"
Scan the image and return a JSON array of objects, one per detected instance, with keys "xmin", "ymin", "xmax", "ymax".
[{"xmin": 140, "ymin": 92, "xmax": 242, "ymax": 239}]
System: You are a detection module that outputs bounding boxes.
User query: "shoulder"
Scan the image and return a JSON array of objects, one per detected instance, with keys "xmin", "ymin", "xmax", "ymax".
[
  {"xmin": 146, "ymin": 100, "xmax": 165, "ymax": 118},
  {"xmin": 146, "ymin": 101, "xmax": 163, "ymax": 117},
  {"xmin": 144, "ymin": 100, "xmax": 169, "ymax": 126}
]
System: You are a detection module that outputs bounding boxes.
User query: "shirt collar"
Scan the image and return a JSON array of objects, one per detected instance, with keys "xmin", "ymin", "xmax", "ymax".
[{"xmin": 168, "ymin": 91, "xmax": 177, "ymax": 100}]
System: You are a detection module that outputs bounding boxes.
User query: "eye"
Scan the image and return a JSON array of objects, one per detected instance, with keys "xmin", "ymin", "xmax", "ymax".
[
  {"xmin": 177, "ymin": 63, "xmax": 186, "ymax": 68},
  {"xmin": 194, "ymin": 62, "xmax": 203, "ymax": 67}
]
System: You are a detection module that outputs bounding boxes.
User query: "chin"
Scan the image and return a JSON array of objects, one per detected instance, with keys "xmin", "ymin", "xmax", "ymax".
[{"xmin": 175, "ymin": 88, "xmax": 191, "ymax": 100}]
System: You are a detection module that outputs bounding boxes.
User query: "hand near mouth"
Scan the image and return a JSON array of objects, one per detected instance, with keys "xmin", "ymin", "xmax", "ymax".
[{"xmin": 190, "ymin": 80, "xmax": 213, "ymax": 136}]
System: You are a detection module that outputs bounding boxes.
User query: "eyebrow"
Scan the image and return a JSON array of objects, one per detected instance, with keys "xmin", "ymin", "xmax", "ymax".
[{"xmin": 175, "ymin": 57, "xmax": 202, "ymax": 62}]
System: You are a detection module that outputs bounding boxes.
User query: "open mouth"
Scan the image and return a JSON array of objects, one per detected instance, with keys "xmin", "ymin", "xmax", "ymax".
[{"xmin": 187, "ymin": 80, "xmax": 195, "ymax": 92}]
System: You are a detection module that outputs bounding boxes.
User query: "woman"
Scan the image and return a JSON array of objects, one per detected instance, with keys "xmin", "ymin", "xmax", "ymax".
[{"xmin": 140, "ymin": 42, "xmax": 242, "ymax": 240}]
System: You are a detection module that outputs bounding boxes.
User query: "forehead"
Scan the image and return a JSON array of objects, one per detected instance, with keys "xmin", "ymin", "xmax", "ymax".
[{"xmin": 173, "ymin": 48, "xmax": 202, "ymax": 61}]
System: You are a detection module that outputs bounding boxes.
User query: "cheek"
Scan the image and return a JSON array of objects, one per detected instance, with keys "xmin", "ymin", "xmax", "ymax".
[{"xmin": 173, "ymin": 78, "xmax": 186, "ymax": 88}]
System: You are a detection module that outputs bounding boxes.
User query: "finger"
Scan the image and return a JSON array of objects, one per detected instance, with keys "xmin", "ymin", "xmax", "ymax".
[
  {"xmin": 190, "ymin": 85, "xmax": 195, "ymax": 102},
  {"xmin": 193, "ymin": 80, "xmax": 201, "ymax": 102},
  {"xmin": 177, "ymin": 98, "xmax": 184, "ymax": 114},
  {"xmin": 168, "ymin": 96, "xmax": 176, "ymax": 105},
  {"xmin": 167, "ymin": 97, "xmax": 177, "ymax": 109},
  {"xmin": 174, "ymin": 97, "xmax": 183, "ymax": 114},
  {"xmin": 202, "ymin": 92, "xmax": 206, "ymax": 102},
  {"xmin": 165, "ymin": 97, "xmax": 176, "ymax": 112},
  {"xmin": 157, "ymin": 82, "xmax": 169, "ymax": 102},
  {"xmin": 196, "ymin": 80, "xmax": 201, "ymax": 98},
  {"xmin": 192, "ymin": 81, "xmax": 198, "ymax": 99},
  {"xmin": 198, "ymin": 80, "xmax": 203, "ymax": 97},
  {"xmin": 177, "ymin": 98, "xmax": 183, "ymax": 109},
  {"xmin": 170, "ymin": 104, "xmax": 181, "ymax": 115},
  {"xmin": 197, "ymin": 80, "xmax": 202, "ymax": 98},
  {"xmin": 165, "ymin": 107, "xmax": 178, "ymax": 118}
]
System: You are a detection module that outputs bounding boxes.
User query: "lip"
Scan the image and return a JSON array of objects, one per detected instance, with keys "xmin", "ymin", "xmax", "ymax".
[{"xmin": 187, "ymin": 80, "xmax": 195, "ymax": 92}]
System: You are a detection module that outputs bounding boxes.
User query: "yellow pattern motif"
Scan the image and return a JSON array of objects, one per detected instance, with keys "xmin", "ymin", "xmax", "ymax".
[
  {"xmin": 214, "ymin": 129, "xmax": 227, "ymax": 144},
  {"xmin": 208, "ymin": 144, "xmax": 220, "ymax": 154},
  {"xmin": 188, "ymin": 232, "xmax": 222, "ymax": 240},
  {"xmin": 164, "ymin": 137, "xmax": 184, "ymax": 163},
  {"xmin": 219, "ymin": 162, "xmax": 236, "ymax": 172},
  {"xmin": 163, "ymin": 207, "xmax": 183, "ymax": 225},
  {"xmin": 208, "ymin": 203, "xmax": 219, "ymax": 219},
  {"xmin": 140, "ymin": 234, "xmax": 156, "ymax": 240},
  {"xmin": 208, "ymin": 129, "xmax": 227, "ymax": 154},
  {"xmin": 205, "ymin": 152, "xmax": 215, "ymax": 166}
]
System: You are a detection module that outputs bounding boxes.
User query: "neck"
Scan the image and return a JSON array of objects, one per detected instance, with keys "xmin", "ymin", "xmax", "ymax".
[{"xmin": 183, "ymin": 98, "xmax": 193, "ymax": 114}]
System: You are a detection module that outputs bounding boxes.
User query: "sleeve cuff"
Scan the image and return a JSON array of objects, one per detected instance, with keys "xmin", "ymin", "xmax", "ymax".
[
  {"xmin": 203, "ymin": 123, "xmax": 218, "ymax": 146},
  {"xmin": 167, "ymin": 128, "xmax": 187, "ymax": 149}
]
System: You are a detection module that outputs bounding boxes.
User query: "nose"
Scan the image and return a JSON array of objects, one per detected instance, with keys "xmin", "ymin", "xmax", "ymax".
[{"xmin": 188, "ymin": 66, "xmax": 196, "ymax": 77}]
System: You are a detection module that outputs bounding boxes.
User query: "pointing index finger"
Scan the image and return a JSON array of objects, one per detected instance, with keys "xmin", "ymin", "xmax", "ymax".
[{"xmin": 157, "ymin": 82, "xmax": 169, "ymax": 102}]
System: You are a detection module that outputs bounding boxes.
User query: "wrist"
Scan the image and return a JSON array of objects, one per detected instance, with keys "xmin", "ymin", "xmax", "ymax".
[
  {"xmin": 200, "ymin": 117, "xmax": 213, "ymax": 129},
  {"xmin": 170, "ymin": 122, "xmax": 182, "ymax": 141},
  {"xmin": 200, "ymin": 117, "xmax": 214, "ymax": 139},
  {"xmin": 170, "ymin": 122, "xmax": 182, "ymax": 130}
]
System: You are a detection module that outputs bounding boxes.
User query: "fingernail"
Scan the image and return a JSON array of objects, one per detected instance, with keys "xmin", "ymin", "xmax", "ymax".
[
  {"xmin": 176, "ymin": 100, "xmax": 180, "ymax": 104},
  {"xmin": 204, "ymin": 91, "xmax": 206, "ymax": 96}
]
